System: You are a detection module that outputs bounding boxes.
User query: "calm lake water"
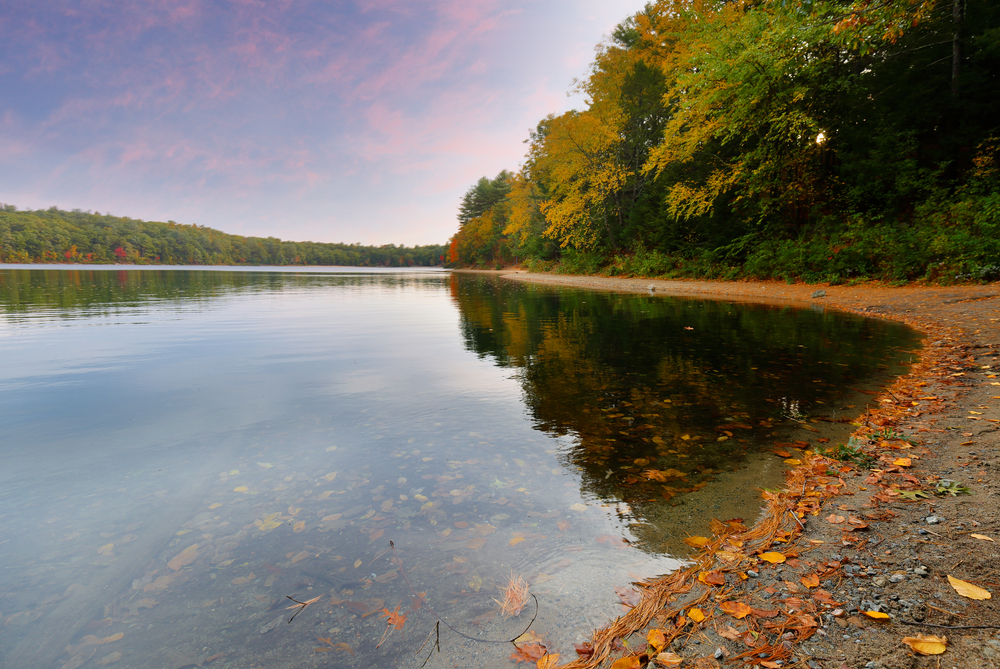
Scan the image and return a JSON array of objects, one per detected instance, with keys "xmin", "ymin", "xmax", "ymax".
[{"xmin": 0, "ymin": 266, "xmax": 920, "ymax": 669}]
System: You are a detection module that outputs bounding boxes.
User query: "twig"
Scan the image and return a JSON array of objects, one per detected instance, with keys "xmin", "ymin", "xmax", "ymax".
[
  {"xmin": 926, "ymin": 603, "xmax": 960, "ymax": 618},
  {"xmin": 899, "ymin": 620, "xmax": 1000, "ymax": 630}
]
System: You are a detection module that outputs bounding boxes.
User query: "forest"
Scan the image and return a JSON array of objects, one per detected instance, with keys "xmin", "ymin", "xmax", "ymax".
[
  {"xmin": 448, "ymin": 0, "xmax": 1000, "ymax": 283},
  {"xmin": 0, "ymin": 205, "xmax": 446, "ymax": 267}
]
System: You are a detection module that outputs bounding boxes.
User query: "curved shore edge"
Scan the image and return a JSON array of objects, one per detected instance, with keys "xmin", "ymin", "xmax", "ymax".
[{"xmin": 488, "ymin": 271, "xmax": 1000, "ymax": 669}]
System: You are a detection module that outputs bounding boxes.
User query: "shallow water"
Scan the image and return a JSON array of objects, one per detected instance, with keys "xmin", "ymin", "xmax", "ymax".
[{"xmin": 0, "ymin": 267, "xmax": 920, "ymax": 669}]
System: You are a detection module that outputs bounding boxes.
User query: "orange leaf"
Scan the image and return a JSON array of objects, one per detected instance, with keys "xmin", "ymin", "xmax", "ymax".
[
  {"xmin": 893, "ymin": 458, "xmax": 912, "ymax": 467},
  {"xmin": 719, "ymin": 601, "xmax": 752, "ymax": 619},
  {"xmin": 509, "ymin": 536, "xmax": 526, "ymax": 546},
  {"xmin": 610, "ymin": 656, "xmax": 642, "ymax": 669},
  {"xmin": 800, "ymin": 574, "xmax": 820, "ymax": 588},
  {"xmin": 687, "ymin": 607, "xmax": 705, "ymax": 622},
  {"xmin": 947, "ymin": 575, "xmax": 992, "ymax": 600},
  {"xmin": 647, "ymin": 629, "xmax": 667, "ymax": 652},
  {"xmin": 683, "ymin": 536, "xmax": 710, "ymax": 548},
  {"xmin": 826, "ymin": 514, "xmax": 845, "ymax": 524},
  {"xmin": 902, "ymin": 634, "xmax": 947, "ymax": 655},
  {"xmin": 167, "ymin": 544, "xmax": 199, "ymax": 571},
  {"xmin": 759, "ymin": 552, "xmax": 785, "ymax": 564},
  {"xmin": 863, "ymin": 610, "xmax": 890, "ymax": 620},
  {"xmin": 698, "ymin": 570, "xmax": 725, "ymax": 586}
]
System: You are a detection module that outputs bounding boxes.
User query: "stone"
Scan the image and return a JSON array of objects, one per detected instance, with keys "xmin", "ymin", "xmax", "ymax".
[
  {"xmin": 914, "ymin": 566, "xmax": 929, "ymax": 577},
  {"xmin": 925, "ymin": 516, "xmax": 944, "ymax": 524},
  {"xmin": 747, "ymin": 570, "xmax": 758, "ymax": 578},
  {"xmin": 873, "ymin": 576, "xmax": 887, "ymax": 587},
  {"xmin": 811, "ymin": 290, "xmax": 827, "ymax": 298},
  {"xmin": 890, "ymin": 574, "xmax": 905, "ymax": 583}
]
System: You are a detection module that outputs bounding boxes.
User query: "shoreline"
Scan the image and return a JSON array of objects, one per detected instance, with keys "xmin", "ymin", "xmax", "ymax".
[{"xmin": 494, "ymin": 271, "xmax": 1000, "ymax": 668}]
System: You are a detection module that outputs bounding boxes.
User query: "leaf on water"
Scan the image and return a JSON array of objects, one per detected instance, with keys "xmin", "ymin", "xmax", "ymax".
[
  {"xmin": 290, "ymin": 551, "xmax": 310, "ymax": 564},
  {"xmin": 320, "ymin": 514, "xmax": 342, "ymax": 523},
  {"xmin": 687, "ymin": 607, "xmax": 705, "ymax": 622},
  {"xmin": 947, "ymin": 575, "xmax": 991, "ymax": 600},
  {"xmin": 615, "ymin": 586, "xmax": 642, "ymax": 608},
  {"xmin": 902, "ymin": 634, "xmax": 947, "ymax": 655},
  {"xmin": 209, "ymin": 503, "xmax": 223, "ymax": 509},
  {"xmin": 801, "ymin": 574, "xmax": 820, "ymax": 588},
  {"xmin": 256, "ymin": 462, "xmax": 273, "ymax": 468},
  {"xmin": 317, "ymin": 491, "xmax": 334, "ymax": 500},
  {"xmin": 354, "ymin": 559, "xmax": 363, "ymax": 569},
  {"xmin": 826, "ymin": 514, "xmax": 846, "ymax": 524},
  {"xmin": 570, "ymin": 503, "xmax": 588, "ymax": 511},
  {"xmin": 683, "ymin": 536, "xmax": 710, "ymax": 548},
  {"xmin": 971, "ymin": 534, "xmax": 994, "ymax": 542},
  {"xmin": 368, "ymin": 529, "xmax": 385, "ymax": 542},
  {"xmin": 759, "ymin": 552, "xmax": 786, "ymax": 564},
  {"xmin": 557, "ymin": 520, "xmax": 571, "ymax": 532},
  {"xmin": 97, "ymin": 544, "xmax": 114, "ymax": 556},
  {"xmin": 231, "ymin": 573, "xmax": 256, "ymax": 585},
  {"xmin": 509, "ymin": 536, "xmax": 526, "ymax": 546},
  {"xmin": 719, "ymin": 601, "xmax": 752, "ymax": 619},
  {"xmin": 233, "ymin": 486, "xmax": 249, "ymax": 493},
  {"xmin": 654, "ymin": 652, "xmax": 683, "ymax": 666},
  {"xmin": 98, "ymin": 633, "xmax": 124, "ymax": 644},
  {"xmin": 96, "ymin": 652, "xmax": 121, "ymax": 665},
  {"xmin": 466, "ymin": 538, "xmax": 487, "ymax": 550},
  {"xmin": 536, "ymin": 653, "xmax": 560, "ymax": 669},
  {"xmin": 323, "ymin": 472, "xmax": 338, "ymax": 481},
  {"xmin": 647, "ymin": 629, "xmax": 667, "ymax": 652},
  {"xmin": 514, "ymin": 459, "xmax": 527, "ymax": 467},
  {"xmin": 293, "ymin": 521, "xmax": 306, "ymax": 533},
  {"xmin": 167, "ymin": 544, "xmax": 199, "ymax": 571},
  {"xmin": 698, "ymin": 571, "xmax": 725, "ymax": 586}
]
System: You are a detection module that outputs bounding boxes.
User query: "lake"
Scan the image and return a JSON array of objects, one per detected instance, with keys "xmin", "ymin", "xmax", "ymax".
[{"xmin": 0, "ymin": 266, "xmax": 920, "ymax": 669}]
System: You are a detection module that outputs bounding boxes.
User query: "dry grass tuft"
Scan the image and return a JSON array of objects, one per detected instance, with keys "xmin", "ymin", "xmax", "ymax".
[{"xmin": 493, "ymin": 572, "xmax": 531, "ymax": 618}]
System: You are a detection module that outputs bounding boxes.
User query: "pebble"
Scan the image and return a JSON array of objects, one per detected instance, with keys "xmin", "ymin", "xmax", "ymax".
[
  {"xmin": 873, "ymin": 576, "xmax": 887, "ymax": 587},
  {"xmin": 926, "ymin": 516, "xmax": 944, "ymax": 524},
  {"xmin": 713, "ymin": 648, "xmax": 725, "ymax": 660},
  {"xmin": 914, "ymin": 566, "xmax": 930, "ymax": 577},
  {"xmin": 747, "ymin": 570, "xmax": 758, "ymax": 579},
  {"xmin": 890, "ymin": 574, "xmax": 905, "ymax": 583}
]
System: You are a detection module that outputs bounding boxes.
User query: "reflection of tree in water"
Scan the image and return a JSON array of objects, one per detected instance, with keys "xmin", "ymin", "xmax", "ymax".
[
  {"xmin": 0, "ymin": 267, "xmax": 446, "ymax": 316},
  {"xmin": 451, "ymin": 275, "xmax": 920, "ymax": 532}
]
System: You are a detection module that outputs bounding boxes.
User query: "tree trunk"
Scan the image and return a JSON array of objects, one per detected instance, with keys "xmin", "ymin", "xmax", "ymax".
[{"xmin": 952, "ymin": 0, "xmax": 964, "ymax": 97}]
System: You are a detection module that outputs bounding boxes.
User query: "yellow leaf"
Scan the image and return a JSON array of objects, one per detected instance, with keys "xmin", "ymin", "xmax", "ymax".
[
  {"xmin": 902, "ymin": 634, "xmax": 947, "ymax": 655},
  {"xmin": 647, "ymin": 629, "xmax": 667, "ymax": 652},
  {"xmin": 784, "ymin": 458, "xmax": 802, "ymax": 465},
  {"xmin": 233, "ymin": 486, "xmax": 249, "ymax": 492},
  {"xmin": 683, "ymin": 536, "xmax": 710, "ymax": 548},
  {"xmin": 98, "ymin": 632, "xmax": 124, "ymax": 643},
  {"xmin": 610, "ymin": 656, "xmax": 641, "ymax": 669},
  {"xmin": 97, "ymin": 543, "xmax": 114, "ymax": 556},
  {"xmin": 167, "ymin": 544, "xmax": 199, "ymax": 571},
  {"xmin": 971, "ymin": 534, "xmax": 994, "ymax": 542},
  {"xmin": 687, "ymin": 607, "xmax": 705, "ymax": 622},
  {"xmin": 209, "ymin": 503, "xmax": 223, "ymax": 509},
  {"xmin": 947, "ymin": 574, "xmax": 991, "ymax": 600},
  {"xmin": 537, "ymin": 653, "xmax": 561, "ymax": 669},
  {"xmin": 293, "ymin": 521, "xmax": 306, "ymax": 533},
  {"xmin": 654, "ymin": 652, "xmax": 683, "ymax": 666},
  {"xmin": 759, "ymin": 552, "xmax": 786, "ymax": 564},
  {"xmin": 353, "ymin": 559, "xmax": 362, "ymax": 569},
  {"xmin": 323, "ymin": 472, "xmax": 337, "ymax": 481},
  {"xmin": 509, "ymin": 536, "xmax": 526, "ymax": 546},
  {"xmin": 863, "ymin": 610, "xmax": 890, "ymax": 619},
  {"xmin": 893, "ymin": 458, "xmax": 912, "ymax": 467},
  {"xmin": 256, "ymin": 462, "xmax": 273, "ymax": 468},
  {"xmin": 681, "ymin": 434, "xmax": 690, "ymax": 441}
]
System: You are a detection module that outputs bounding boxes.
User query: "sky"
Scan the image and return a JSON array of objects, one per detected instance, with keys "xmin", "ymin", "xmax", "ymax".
[{"xmin": 0, "ymin": 0, "xmax": 649, "ymax": 246}]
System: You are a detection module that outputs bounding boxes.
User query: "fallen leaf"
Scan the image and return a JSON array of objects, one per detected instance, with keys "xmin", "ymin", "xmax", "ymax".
[
  {"xmin": 570, "ymin": 503, "xmax": 588, "ymax": 512},
  {"xmin": 971, "ymin": 534, "xmax": 994, "ymax": 542},
  {"xmin": 893, "ymin": 458, "xmax": 912, "ymax": 467},
  {"xmin": 647, "ymin": 629, "xmax": 667, "ymax": 652},
  {"xmin": 96, "ymin": 652, "xmax": 121, "ymax": 665},
  {"xmin": 902, "ymin": 634, "xmax": 947, "ymax": 655},
  {"xmin": 323, "ymin": 472, "xmax": 338, "ymax": 481},
  {"xmin": 801, "ymin": 574, "xmax": 820, "ymax": 588},
  {"xmin": 98, "ymin": 633, "xmax": 124, "ymax": 643},
  {"xmin": 466, "ymin": 537, "xmax": 487, "ymax": 550},
  {"xmin": 256, "ymin": 462, "xmax": 273, "ymax": 468},
  {"xmin": 167, "ymin": 544, "xmax": 199, "ymax": 571},
  {"xmin": 509, "ymin": 537, "xmax": 526, "ymax": 546},
  {"xmin": 719, "ymin": 601, "xmax": 752, "ymax": 619},
  {"xmin": 698, "ymin": 571, "xmax": 725, "ymax": 586},
  {"xmin": 537, "ymin": 653, "xmax": 561, "ymax": 669},
  {"xmin": 864, "ymin": 610, "xmax": 890, "ymax": 619},
  {"xmin": 209, "ymin": 503, "xmax": 223, "ymax": 509},
  {"xmin": 293, "ymin": 521, "xmax": 306, "ymax": 533},
  {"xmin": 97, "ymin": 543, "xmax": 114, "ymax": 556},
  {"xmin": 510, "ymin": 643, "xmax": 547, "ymax": 663},
  {"xmin": 717, "ymin": 625, "xmax": 742, "ymax": 641},
  {"xmin": 784, "ymin": 458, "xmax": 802, "ymax": 465},
  {"xmin": 687, "ymin": 607, "xmax": 705, "ymax": 622},
  {"xmin": 826, "ymin": 514, "xmax": 846, "ymax": 524},
  {"xmin": 557, "ymin": 520, "xmax": 571, "ymax": 532},
  {"xmin": 368, "ymin": 529, "xmax": 384, "ymax": 542},
  {"xmin": 948, "ymin": 575, "xmax": 991, "ymax": 600},
  {"xmin": 654, "ymin": 652, "xmax": 683, "ymax": 666},
  {"xmin": 231, "ymin": 572, "xmax": 256, "ymax": 585},
  {"xmin": 233, "ymin": 486, "xmax": 249, "ymax": 492},
  {"xmin": 683, "ymin": 536, "xmax": 710, "ymax": 548},
  {"xmin": 759, "ymin": 552, "xmax": 786, "ymax": 564},
  {"xmin": 610, "ymin": 656, "xmax": 643, "ymax": 669}
]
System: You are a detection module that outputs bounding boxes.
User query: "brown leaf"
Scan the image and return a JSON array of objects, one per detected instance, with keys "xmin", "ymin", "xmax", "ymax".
[
  {"xmin": 800, "ymin": 574, "xmax": 820, "ymax": 588},
  {"xmin": 826, "ymin": 514, "xmax": 846, "ymax": 524},
  {"xmin": 510, "ymin": 643, "xmax": 547, "ymax": 664},
  {"xmin": 167, "ymin": 544, "xmax": 199, "ymax": 571},
  {"xmin": 698, "ymin": 570, "xmax": 726, "ymax": 586}
]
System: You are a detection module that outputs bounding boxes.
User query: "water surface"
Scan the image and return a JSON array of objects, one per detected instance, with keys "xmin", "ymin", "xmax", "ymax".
[{"xmin": 0, "ymin": 267, "xmax": 920, "ymax": 669}]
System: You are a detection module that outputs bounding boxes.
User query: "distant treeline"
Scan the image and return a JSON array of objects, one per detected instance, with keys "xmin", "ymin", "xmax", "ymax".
[
  {"xmin": 449, "ymin": 0, "xmax": 1000, "ymax": 284},
  {"xmin": 0, "ymin": 204, "xmax": 446, "ymax": 267}
]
